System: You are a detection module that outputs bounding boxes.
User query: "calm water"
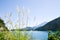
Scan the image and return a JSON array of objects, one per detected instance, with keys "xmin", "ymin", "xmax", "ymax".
[
  {"xmin": 27, "ymin": 31, "xmax": 48, "ymax": 40},
  {"xmin": 13, "ymin": 31, "xmax": 48, "ymax": 40}
]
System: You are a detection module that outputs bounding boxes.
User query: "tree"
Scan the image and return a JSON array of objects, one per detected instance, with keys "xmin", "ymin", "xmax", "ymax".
[{"xmin": 0, "ymin": 18, "xmax": 8, "ymax": 31}]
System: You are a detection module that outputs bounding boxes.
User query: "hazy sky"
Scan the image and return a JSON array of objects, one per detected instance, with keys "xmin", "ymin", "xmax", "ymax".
[{"xmin": 0, "ymin": 0, "xmax": 60, "ymax": 29}]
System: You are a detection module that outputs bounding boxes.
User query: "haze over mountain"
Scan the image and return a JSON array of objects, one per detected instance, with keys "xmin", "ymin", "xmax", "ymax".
[
  {"xmin": 20, "ymin": 17, "xmax": 60, "ymax": 31},
  {"xmin": 19, "ymin": 22, "xmax": 47, "ymax": 31},
  {"xmin": 33, "ymin": 22, "xmax": 47, "ymax": 30},
  {"xmin": 11, "ymin": 17, "xmax": 60, "ymax": 31},
  {"xmin": 11, "ymin": 22, "xmax": 47, "ymax": 31},
  {"xmin": 35, "ymin": 17, "xmax": 60, "ymax": 31}
]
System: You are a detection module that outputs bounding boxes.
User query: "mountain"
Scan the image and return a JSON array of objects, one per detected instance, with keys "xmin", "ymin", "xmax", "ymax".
[
  {"xmin": 11, "ymin": 27, "xmax": 33, "ymax": 31},
  {"xmin": 35, "ymin": 17, "xmax": 60, "ymax": 31},
  {"xmin": 33, "ymin": 22, "xmax": 47, "ymax": 30},
  {"xmin": 20, "ymin": 22, "xmax": 47, "ymax": 31},
  {"xmin": 20, "ymin": 27, "xmax": 33, "ymax": 31},
  {"xmin": 11, "ymin": 22, "xmax": 47, "ymax": 31}
]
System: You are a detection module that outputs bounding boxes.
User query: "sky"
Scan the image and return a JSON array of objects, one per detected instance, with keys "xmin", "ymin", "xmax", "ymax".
[{"xmin": 0, "ymin": 0, "xmax": 60, "ymax": 29}]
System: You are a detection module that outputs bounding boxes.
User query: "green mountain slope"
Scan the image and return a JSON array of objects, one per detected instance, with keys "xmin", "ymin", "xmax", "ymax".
[{"xmin": 35, "ymin": 17, "xmax": 60, "ymax": 31}]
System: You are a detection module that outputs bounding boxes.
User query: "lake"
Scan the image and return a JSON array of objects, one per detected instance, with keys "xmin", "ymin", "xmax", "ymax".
[
  {"xmin": 27, "ymin": 31, "xmax": 48, "ymax": 40},
  {"xmin": 13, "ymin": 31, "xmax": 48, "ymax": 40}
]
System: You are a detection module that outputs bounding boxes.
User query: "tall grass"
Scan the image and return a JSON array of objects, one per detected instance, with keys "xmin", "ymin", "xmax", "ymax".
[{"xmin": 0, "ymin": 6, "xmax": 32, "ymax": 40}]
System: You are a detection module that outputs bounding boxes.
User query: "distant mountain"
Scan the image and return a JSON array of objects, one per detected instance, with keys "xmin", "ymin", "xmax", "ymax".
[
  {"xmin": 20, "ymin": 22, "xmax": 47, "ymax": 31},
  {"xmin": 33, "ymin": 22, "xmax": 47, "ymax": 30},
  {"xmin": 11, "ymin": 22, "xmax": 47, "ymax": 31},
  {"xmin": 20, "ymin": 27, "xmax": 33, "ymax": 31},
  {"xmin": 35, "ymin": 17, "xmax": 60, "ymax": 31},
  {"xmin": 11, "ymin": 29, "xmax": 20, "ymax": 31},
  {"xmin": 11, "ymin": 17, "xmax": 60, "ymax": 31},
  {"xmin": 11, "ymin": 27, "xmax": 33, "ymax": 31}
]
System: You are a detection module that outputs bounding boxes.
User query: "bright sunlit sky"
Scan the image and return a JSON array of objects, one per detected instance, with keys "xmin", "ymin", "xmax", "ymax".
[{"xmin": 0, "ymin": 0, "xmax": 60, "ymax": 29}]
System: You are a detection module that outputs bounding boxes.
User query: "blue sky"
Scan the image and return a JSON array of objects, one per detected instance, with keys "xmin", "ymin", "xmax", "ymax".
[{"xmin": 0, "ymin": 0, "xmax": 60, "ymax": 29}]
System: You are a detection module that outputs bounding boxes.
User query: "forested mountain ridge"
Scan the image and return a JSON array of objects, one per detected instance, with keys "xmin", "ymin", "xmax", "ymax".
[{"xmin": 35, "ymin": 17, "xmax": 60, "ymax": 31}]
